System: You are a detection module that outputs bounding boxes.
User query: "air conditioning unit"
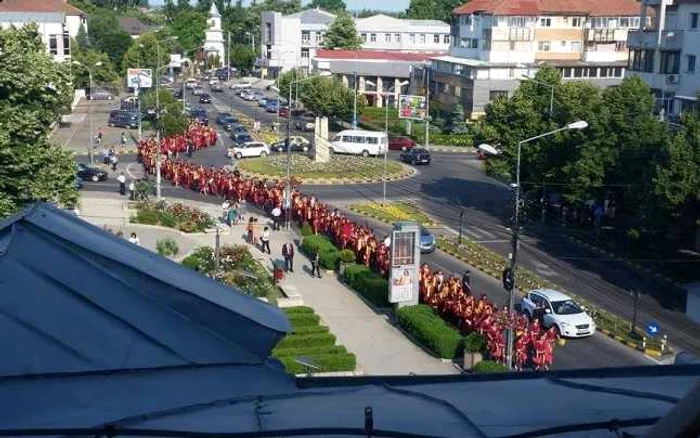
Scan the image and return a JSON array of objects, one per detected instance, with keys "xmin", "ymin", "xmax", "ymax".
[{"xmin": 667, "ymin": 74, "xmax": 679, "ymax": 84}]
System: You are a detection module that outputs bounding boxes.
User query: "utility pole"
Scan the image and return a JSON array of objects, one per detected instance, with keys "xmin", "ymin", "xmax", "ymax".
[
  {"xmin": 424, "ymin": 67, "xmax": 430, "ymax": 149},
  {"xmin": 214, "ymin": 227, "xmax": 221, "ymax": 274},
  {"xmin": 352, "ymin": 70, "xmax": 358, "ymax": 128},
  {"xmin": 286, "ymin": 81, "xmax": 293, "ymax": 229},
  {"xmin": 156, "ymin": 43, "xmax": 162, "ymax": 200},
  {"xmin": 227, "ymin": 31, "xmax": 231, "ymax": 82},
  {"xmin": 88, "ymin": 68, "xmax": 94, "ymax": 166},
  {"xmin": 631, "ymin": 289, "xmax": 640, "ymax": 335}
]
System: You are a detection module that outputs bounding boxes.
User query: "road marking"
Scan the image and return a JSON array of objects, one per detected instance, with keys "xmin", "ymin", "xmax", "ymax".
[{"xmin": 126, "ymin": 162, "xmax": 141, "ymax": 180}]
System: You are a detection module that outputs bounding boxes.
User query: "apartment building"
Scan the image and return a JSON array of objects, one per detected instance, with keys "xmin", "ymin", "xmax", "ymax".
[
  {"xmin": 260, "ymin": 8, "xmax": 450, "ymax": 77},
  {"xmin": 0, "ymin": 0, "xmax": 86, "ymax": 62},
  {"xmin": 627, "ymin": 0, "xmax": 700, "ymax": 118},
  {"xmin": 427, "ymin": 0, "xmax": 643, "ymax": 119}
]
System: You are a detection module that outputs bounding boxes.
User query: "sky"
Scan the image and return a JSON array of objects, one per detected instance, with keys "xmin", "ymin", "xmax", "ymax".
[{"xmin": 150, "ymin": 0, "xmax": 410, "ymax": 12}]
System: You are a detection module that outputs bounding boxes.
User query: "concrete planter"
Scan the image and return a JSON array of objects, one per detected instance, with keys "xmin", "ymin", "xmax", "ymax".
[{"xmin": 463, "ymin": 351, "xmax": 483, "ymax": 371}]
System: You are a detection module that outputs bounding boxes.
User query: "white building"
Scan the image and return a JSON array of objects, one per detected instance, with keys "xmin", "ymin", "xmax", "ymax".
[
  {"xmin": 427, "ymin": 0, "xmax": 645, "ymax": 119},
  {"xmin": 203, "ymin": 2, "xmax": 225, "ymax": 67},
  {"xmin": 0, "ymin": 0, "xmax": 86, "ymax": 63},
  {"xmin": 260, "ymin": 8, "xmax": 450, "ymax": 77},
  {"xmin": 627, "ymin": 0, "xmax": 700, "ymax": 118}
]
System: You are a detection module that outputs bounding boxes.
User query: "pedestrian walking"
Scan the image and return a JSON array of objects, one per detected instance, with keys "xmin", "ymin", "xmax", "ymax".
[
  {"xmin": 128, "ymin": 232, "xmax": 140, "ymax": 245},
  {"xmin": 252, "ymin": 218, "xmax": 260, "ymax": 245},
  {"xmin": 461, "ymin": 270, "xmax": 471, "ymax": 294},
  {"xmin": 311, "ymin": 251, "xmax": 322, "ymax": 278},
  {"xmin": 117, "ymin": 172, "xmax": 126, "ymax": 196},
  {"xmin": 246, "ymin": 217, "xmax": 254, "ymax": 242},
  {"xmin": 96, "ymin": 127, "xmax": 103, "ymax": 147},
  {"xmin": 102, "ymin": 148, "xmax": 110, "ymax": 165},
  {"xmin": 121, "ymin": 132, "xmax": 127, "ymax": 148},
  {"xmin": 221, "ymin": 199, "xmax": 230, "ymax": 223},
  {"xmin": 110, "ymin": 153, "xmax": 119, "ymax": 171},
  {"xmin": 282, "ymin": 242, "xmax": 295, "ymax": 272},
  {"xmin": 261, "ymin": 226, "xmax": 271, "ymax": 254},
  {"xmin": 271, "ymin": 206, "xmax": 281, "ymax": 230},
  {"xmin": 227, "ymin": 204, "xmax": 237, "ymax": 226},
  {"xmin": 128, "ymin": 180, "xmax": 136, "ymax": 200}
]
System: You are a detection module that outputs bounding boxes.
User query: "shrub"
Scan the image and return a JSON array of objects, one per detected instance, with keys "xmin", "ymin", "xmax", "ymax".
[
  {"xmin": 291, "ymin": 325, "xmax": 330, "ymax": 335},
  {"xmin": 473, "ymin": 360, "xmax": 509, "ymax": 373},
  {"xmin": 343, "ymin": 264, "xmax": 389, "ymax": 308},
  {"xmin": 276, "ymin": 353, "xmax": 356, "ymax": 374},
  {"xmin": 343, "ymin": 264, "xmax": 371, "ymax": 284},
  {"xmin": 181, "ymin": 254, "xmax": 202, "ymax": 271},
  {"xmin": 283, "ymin": 306, "xmax": 315, "ymax": 314},
  {"xmin": 275, "ymin": 333, "xmax": 337, "ymax": 349},
  {"xmin": 300, "ymin": 222, "xmax": 313, "ymax": 236},
  {"xmin": 319, "ymin": 249, "xmax": 341, "ymax": 270},
  {"xmin": 340, "ymin": 248, "xmax": 356, "ymax": 264},
  {"xmin": 287, "ymin": 313, "xmax": 321, "ymax": 328},
  {"xmin": 429, "ymin": 133, "xmax": 473, "ymax": 147},
  {"xmin": 156, "ymin": 237, "xmax": 179, "ymax": 257},
  {"xmin": 272, "ymin": 345, "xmax": 347, "ymax": 357},
  {"xmin": 300, "ymin": 234, "xmax": 337, "ymax": 256},
  {"xmin": 463, "ymin": 332, "xmax": 487, "ymax": 354},
  {"xmin": 396, "ymin": 305, "xmax": 464, "ymax": 359}
]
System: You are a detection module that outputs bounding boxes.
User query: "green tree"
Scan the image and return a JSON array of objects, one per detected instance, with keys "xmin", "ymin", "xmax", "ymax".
[
  {"xmin": 322, "ymin": 12, "xmax": 362, "ymax": 49},
  {"xmin": 70, "ymin": 39, "xmax": 121, "ymax": 89},
  {"xmin": 298, "ymin": 75, "xmax": 359, "ymax": 120},
  {"xmin": 88, "ymin": 12, "xmax": 133, "ymax": 71},
  {"xmin": 406, "ymin": 0, "xmax": 436, "ymax": 19},
  {"xmin": 141, "ymin": 89, "xmax": 189, "ymax": 136},
  {"xmin": 122, "ymin": 31, "xmax": 178, "ymax": 73},
  {"xmin": 76, "ymin": 23, "xmax": 91, "ymax": 50},
  {"xmin": 229, "ymin": 44, "xmax": 256, "ymax": 71},
  {"xmin": 308, "ymin": 0, "xmax": 346, "ymax": 12},
  {"xmin": 447, "ymin": 104, "xmax": 468, "ymax": 134},
  {"xmin": 434, "ymin": 0, "xmax": 462, "ymax": 22},
  {"xmin": 169, "ymin": 10, "xmax": 207, "ymax": 54},
  {"xmin": 0, "ymin": 26, "xmax": 78, "ymax": 217}
]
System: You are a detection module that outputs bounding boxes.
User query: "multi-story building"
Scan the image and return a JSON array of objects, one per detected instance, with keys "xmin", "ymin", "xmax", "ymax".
[
  {"xmin": 0, "ymin": 0, "xmax": 86, "ymax": 62},
  {"xmin": 427, "ymin": 0, "xmax": 644, "ymax": 119},
  {"xmin": 260, "ymin": 8, "xmax": 450, "ymax": 77},
  {"xmin": 627, "ymin": 0, "xmax": 700, "ymax": 118}
]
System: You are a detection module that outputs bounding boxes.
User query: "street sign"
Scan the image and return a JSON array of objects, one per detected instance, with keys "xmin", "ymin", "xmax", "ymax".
[{"xmin": 645, "ymin": 321, "xmax": 660, "ymax": 337}]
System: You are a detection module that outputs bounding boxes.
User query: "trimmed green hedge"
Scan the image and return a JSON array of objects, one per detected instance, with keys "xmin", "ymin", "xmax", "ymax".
[
  {"xmin": 275, "ymin": 333, "xmax": 337, "ymax": 349},
  {"xmin": 342, "ymin": 264, "xmax": 390, "ymax": 308},
  {"xmin": 300, "ymin": 235, "xmax": 341, "ymax": 270},
  {"xmin": 273, "ymin": 345, "xmax": 348, "ymax": 357},
  {"xmin": 181, "ymin": 254, "xmax": 200, "ymax": 271},
  {"xmin": 429, "ymin": 133, "xmax": 472, "ymax": 147},
  {"xmin": 290, "ymin": 325, "xmax": 330, "ymax": 335},
  {"xmin": 276, "ymin": 353, "xmax": 357, "ymax": 374},
  {"xmin": 287, "ymin": 313, "xmax": 321, "ymax": 328},
  {"xmin": 283, "ymin": 306, "xmax": 315, "ymax": 315},
  {"xmin": 473, "ymin": 360, "xmax": 509, "ymax": 373},
  {"xmin": 463, "ymin": 332, "xmax": 487, "ymax": 354},
  {"xmin": 396, "ymin": 305, "xmax": 464, "ymax": 359}
]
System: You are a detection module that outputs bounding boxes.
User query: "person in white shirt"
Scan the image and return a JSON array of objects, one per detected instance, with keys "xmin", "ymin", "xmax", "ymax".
[
  {"xmin": 117, "ymin": 172, "xmax": 126, "ymax": 196},
  {"xmin": 271, "ymin": 206, "xmax": 281, "ymax": 230},
  {"xmin": 128, "ymin": 232, "xmax": 140, "ymax": 245},
  {"xmin": 128, "ymin": 180, "xmax": 136, "ymax": 200},
  {"xmin": 260, "ymin": 226, "xmax": 271, "ymax": 254}
]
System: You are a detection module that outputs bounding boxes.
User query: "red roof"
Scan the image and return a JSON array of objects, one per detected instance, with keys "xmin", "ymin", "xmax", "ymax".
[
  {"xmin": 314, "ymin": 49, "xmax": 446, "ymax": 62},
  {"xmin": 454, "ymin": 0, "xmax": 643, "ymax": 16},
  {"xmin": 0, "ymin": 0, "xmax": 84, "ymax": 14}
]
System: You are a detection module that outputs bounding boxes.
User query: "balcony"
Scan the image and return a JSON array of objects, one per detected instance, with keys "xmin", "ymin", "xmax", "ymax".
[
  {"xmin": 585, "ymin": 29, "xmax": 627, "ymax": 42},
  {"xmin": 628, "ymin": 30, "xmax": 684, "ymax": 50},
  {"xmin": 491, "ymin": 27, "xmax": 533, "ymax": 41}
]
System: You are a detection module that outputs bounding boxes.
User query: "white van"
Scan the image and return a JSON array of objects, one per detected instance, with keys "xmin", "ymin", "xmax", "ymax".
[{"xmin": 330, "ymin": 130, "xmax": 387, "ymax": 157}]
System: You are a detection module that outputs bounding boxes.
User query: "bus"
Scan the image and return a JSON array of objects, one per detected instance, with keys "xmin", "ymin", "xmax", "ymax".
[{"xmin": 330, "ymin": 130, "xmax": 387, "ymax": 157}]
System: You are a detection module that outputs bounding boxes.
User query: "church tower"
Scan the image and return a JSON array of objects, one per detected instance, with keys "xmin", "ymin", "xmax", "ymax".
[{"xmin": 204, "ymin": 3, "xmax": 225, "ymax": 67}]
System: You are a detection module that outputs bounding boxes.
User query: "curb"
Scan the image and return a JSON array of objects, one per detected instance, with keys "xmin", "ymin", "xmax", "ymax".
[
  {"xmin": 237, "ymin": 165, "xmax": 417, "ymax": 186},
  {"xmin": 72, "ymin": 148, "xmax": 137, "ymax": 157}
]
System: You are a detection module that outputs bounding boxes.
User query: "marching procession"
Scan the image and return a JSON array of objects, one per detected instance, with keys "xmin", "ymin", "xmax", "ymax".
[{"xmin": 137, "ymin": 123, "xmax": 559, "ymax": 370}]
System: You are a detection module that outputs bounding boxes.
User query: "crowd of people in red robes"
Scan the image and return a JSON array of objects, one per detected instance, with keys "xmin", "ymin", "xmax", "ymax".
[{"xmin": 136, "ymin": 123, "xmax": 558, "ymax": 370}]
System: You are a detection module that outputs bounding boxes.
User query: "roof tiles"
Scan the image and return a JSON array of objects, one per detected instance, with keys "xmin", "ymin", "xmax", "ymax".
[
  {"xmin": 0, "ymin": 0, "xmax": 83, "ymax": 14},
  {"xmin": 454, "ymin": 0, "xmax": 643, "ymax": 16}
]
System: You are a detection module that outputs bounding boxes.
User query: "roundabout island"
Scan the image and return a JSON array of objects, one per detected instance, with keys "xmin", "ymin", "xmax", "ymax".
[{"xmin": 236, "ymin": 154, "xmax": 416, "ymax": 185}]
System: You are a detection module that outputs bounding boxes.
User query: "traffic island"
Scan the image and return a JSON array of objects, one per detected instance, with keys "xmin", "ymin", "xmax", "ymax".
[
  {"xmin": 348, "ymin": 201, "xmax": 437, "ymax": 226},
  {"xmin": 236, "ymin": 154, "xmax": 416, "ymax": 185}
]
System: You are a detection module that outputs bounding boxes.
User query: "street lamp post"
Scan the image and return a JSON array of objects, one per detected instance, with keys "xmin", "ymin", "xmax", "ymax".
[
  {"xmin": 479, "ymin": 120, "xmax": 588, "ymax": 370},
  {"xmin": 72, "ymin": 60, "xmax": 102, "ymax": 166},
  {"xmin": 520, "ymin": 75, "xmax": 555, "ymax": 118}
]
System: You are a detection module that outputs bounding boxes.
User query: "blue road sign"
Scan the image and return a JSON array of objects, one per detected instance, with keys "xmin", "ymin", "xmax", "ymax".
[{"xmin": 645, "ymin": 321, "xmax": 660, "ymax": 337}]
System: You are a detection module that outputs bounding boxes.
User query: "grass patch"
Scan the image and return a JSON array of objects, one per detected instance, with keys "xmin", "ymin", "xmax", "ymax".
[
  {"xmin": 237, "ymin": 154, "xmax": 406, "ymax": 180},
  {"xmin": 349, "ymin": 201, "xmax": 435, "ymax": 226}
]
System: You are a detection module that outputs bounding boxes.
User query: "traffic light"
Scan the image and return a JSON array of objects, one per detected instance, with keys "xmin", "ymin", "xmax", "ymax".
[{"xmin": 502, "ymin": 267, "xmax": 514, "ymax": 291}]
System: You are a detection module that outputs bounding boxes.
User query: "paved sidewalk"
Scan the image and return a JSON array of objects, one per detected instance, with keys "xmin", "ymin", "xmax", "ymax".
[{"xmin": 79, "ymin": 192, "xmax": 458, "ymax": 376}]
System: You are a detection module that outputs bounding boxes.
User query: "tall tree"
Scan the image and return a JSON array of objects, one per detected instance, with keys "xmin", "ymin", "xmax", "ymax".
[
  {"xmin": 88, "ymin": 12, "xmax": 133, "ymax": 71},
  {"xmin": 122, "ymin": 31, "xmax": 178, "ymax": 72},
  {"xmin": 0, "ymin": 26, "xmax": 78, "ymax": 217},
  {"xmin": 406, "ymin": 0, "xmax": 436, "ymax": 20},
  {"xmin": 70, "ymin": 38, "xmax": 121, "ymax": 89},
  {"xmin": 168, "ymin": 9, "xmax": 207, "ymax": 53},
  {"xmin": 447, "ymin": 104, "xmax": 467, "ymax": 134},
  {"xmin": 322, "ymin": 12, "xmax": 362, "ymax": 49},
  {"xmin": 76, "ymin": 23, "xmax": 91, "ymax": 49},
  {"xmin": 308, "ymin": 0, "xmax": 346, "ymax": 12},
  {"xmin": 434, "ymin": 0, "xmax": 461, "ymax": 22}
]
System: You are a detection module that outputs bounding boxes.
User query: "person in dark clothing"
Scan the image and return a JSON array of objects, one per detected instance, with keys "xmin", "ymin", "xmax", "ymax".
[
  {"xmin": 282, "ymin": 242, "xmax": 294, "ymax": 272},
  {"xmin": 461, "ymin": 270, "xmax": 471, "ymax": 294},
  {"xmin": 311, "ymin": 251, "xmax": 322, "ymax": 278}
]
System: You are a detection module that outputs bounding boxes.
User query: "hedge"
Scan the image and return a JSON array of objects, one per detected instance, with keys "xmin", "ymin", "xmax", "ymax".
[
  {"xmin": 290, "ymin": 325, "xmax": 330, "ymax": 335},
  {"xmin": 463, "ymin": 332, "xmax": 487, "ymax": 354},
  {"xmin": 276, "ymin": 353, "xmax": 357, "ymax": 374},
  {"xmin": 396, "ymin": 305, "xmax": 464, "ymax": 359},
  {"xmin": 473, "ymin": 360, "xmax": 509, "ymax": 373},
  {"xmin": 275, "ymin": 333, "xmax": 337, "ymax": 349},
  {"xmin": 181, "ymin": 254, "xmax": 200, "ymax": 271},
  {"xmin": 287, "ymin": 313, "xmax": 321, "ymax": 328},
  {"xmin": 428, "ymin": 133, "xmax": 472, "ymax": 147},
  {"xmin": 300, "ymin": 235, "xmax": 341, "ymax": 269},
  {"xmin": 283, "ymin": 306, "xmax": 315, "ymax": 315},
  {"xmin": 273, "ymin": 345, "xmax": 348, "ymax": 357},
  {"xmin": 342, "ymin": 264, "xmax": 390, "ymax": 308}
]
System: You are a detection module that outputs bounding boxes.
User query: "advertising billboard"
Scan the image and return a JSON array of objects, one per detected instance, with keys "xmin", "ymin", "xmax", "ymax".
[
  {"xmin": 398, "ymin": 95, "xmax": 427, "ymax": 120},
  {"xmin": 389, "ymin": 226, "xmax": 420, "ymax": 305},
  {"xmin": 127, "ymin": 68, "xmax": 153, "ymax": 88},
  {"xmin": 390, "ymin": 266, "xmax": 417, "ymax": 303}
]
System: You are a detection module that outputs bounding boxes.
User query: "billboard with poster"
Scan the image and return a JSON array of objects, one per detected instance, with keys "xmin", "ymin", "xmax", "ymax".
[
  {"xmin": 127, "ymin": 68, "xmax": 153, "ymax": 88},
  {"xmin": 389, "ymin": 223, "xmax": 420, "ymax": 305},
  {"xmin": 398, "ymin": 95, "xmax": 426, "ymax": 120}
]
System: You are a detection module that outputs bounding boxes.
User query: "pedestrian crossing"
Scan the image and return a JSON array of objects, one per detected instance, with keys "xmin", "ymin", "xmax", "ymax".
[{"xmin": 462, "ymin": 226, "xmax": 498, "ymax": 240}]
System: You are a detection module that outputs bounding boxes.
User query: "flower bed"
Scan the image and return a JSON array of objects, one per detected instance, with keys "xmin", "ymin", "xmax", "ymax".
[
  {"xmin": 342, "ymin": 264, "xmax": 390, "ymax": 308},
  {"xmin": 181, "ymin": 245, "xmax": 280, "ymax": 302},
  {"xmin": 131, "ymin": 200, "xmax": 215, "ymax": 233},
  {"xmin": 349, "ymin": 202, "xmax": 435, "ymax": 226},
  {"xmin": 396, "ymin": 305, "xmax": 464, "ymax": 359},
  {"xmin": 237, "ymin": 154, "xmax": 407, "ymax": 180},
  {"xmin": 272, "ymin": 307, "xmax": 357, "ymax": 374}
]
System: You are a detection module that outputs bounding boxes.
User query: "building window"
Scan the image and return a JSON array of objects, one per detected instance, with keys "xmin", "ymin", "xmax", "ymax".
[
  {"xmin": 571, "ymin": 41, "xmax": 581, "ymax": 52},
  {"xmin": 361, "ymin": 33, "xmax": 367, "ymax": 42},
  {"xmin": 410, "ymin": 34, "xmax": 416, "ymax": 44},
  {"xmin": 301, "ymin": 30, "xmax": 310, "ymax": 44},
  {"xmin": 370, "ymin": 33, "xmax": 376, "ymax": 42},
  {"xmin": 301, "ymin": 48, "xmax": 309, "ymax": 59},
  {"xmin": 660, "ymin": 51, "xmax": 681, "ymax": 74},
  {"xmin": 434, "ymin": 34, "xmax": 440, "ymax": 43},
  {"xmin": 508, "ymin": 17, "xmax": 527, "ymax": 28},
  {"xmin": 614, "ymin": 67, "xmax": 623, "ymax": 77},
  {"xmin": 443, "ymin": 34, "xmax": 449, "ymax": 43},
  {"xmin": 385, "ymin": 33, "xmax": 391, "ymax": 42},
  {"xmin": 265, "ymin": 23, "xmax": 272, "ymax": 41},
  {"xmin": 562, "ymin": 68, "xmax": 572, "ymax": 78},
  {"xmin": 691, "ymin": 13, "xmax": 699, "ymax": 29},
  {"xmin": 540, "ymin": 18, "xmax": 551, "ymax": 27},
  {"xmin": 591, "ymin": 17, "xmax": 606, "ymax": 28},
  {"xmin": 633, "ymin": 17, "xmax": 641, "ymax": 28},
  {"xmin": 462, "ymin": 15, "xmax": 473, "ymax": 25},
  {"xmin": 489, "ymin": 90, "xmax": 508, "ymax": 101},
  {"xmin": 49, "ymin": 35, "xmax": 58, "ymax": 55},
  {"xmin": 571, "ymin": 17, "xmax": 582, "ymax": 27},
  {"xmin": 265, "ymin": 45, "xmax": 272, "ymax": 59},
  {"xmin": 62, "ymin": 34, "xmax": 70, "ymax": 56},
  {"xmin": 616, "ymin": 41, "xmax": 627, "ymax": 51},
  {"xmin": 455, "ymin": 87, "xmax": 461, "ymax": 97},
  {"xmin": 560, "ymin": 40, "xmax": 566, "ymax": 48},
  {"xmin": 538, "ymin": 41, "xmax": 551, "ymax": 51},
  {"xmin": 620, "ymin": 17, "xmax": 630, "ymax": 27},
  {"xmin": 600, "ymin": 67, "xmax": 610, "ymax": 77},
  {"xmin": 687, "ymin": 54, "xmax": 696, "ymax": 72},
  {"xmin": 395, "ymin": 33, "xmax": 401, "ymax": 42},
  {"xmin": 419, "ymin": 34, "xmax": 425, "ymax": 43}
]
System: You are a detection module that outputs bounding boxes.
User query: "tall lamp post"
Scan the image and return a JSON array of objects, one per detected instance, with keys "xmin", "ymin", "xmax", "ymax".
[
  {"xmin": 366, "ymin": 79, "xmax": 409, "ymax": 204},
  {"xmin": 479, "ymin": 120, "xmax": 588, "ymax": 370},
  {"xmin": 520, "ymin": 75, "xmax": 555, "ymax": 118},
  {"xmin": 72, "ymin": 60, "xmax": 102, "ymax": 166}
]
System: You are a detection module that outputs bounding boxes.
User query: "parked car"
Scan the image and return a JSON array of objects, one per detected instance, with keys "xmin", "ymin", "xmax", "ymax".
[
  {"xmin": 247, "ymin": 90, "xmax": 264, "ymax": 101},
  {"xmin": 389, "ymin": 136, "xmax": 416, "ymax": 151},
  {"xmin": 420, "ymin": 226, "xmax": 435, "ymax": 253},
  {"xmin": 107, "ymin": 110, "xmax": 139, "ymax": 129},
  {"xmin": 279, "ymin": 106, "xmax": 290, "ymax": 118},
  {"xmin": 265, "ymin": 100, "xmax": 279, "ymax": 113},
  {"xmin": 189, "ymin": 108, "xmax": 209, "ymax": 125},
  {"xmin": 292, "ymin": 116, "xmax": 315, "ymax": 132},
  {"xmin": 520, "ymin": 289, "xmax": 596, "ymax": 338},
  {"xmin": 230, "ymin": 132, "xmax": 253, "ymax": 145},
  {"xmin": 227, "ymin": 141, "xmax": 269, "ymax": 159},
  {"xmin": 120, "ymin": 97, "xmax": 139, "ymax": 111},
  {"xmin": 230, "ymin": 81, "xmax": 252, "ymax": 90},
  {"xmin": 216, "ymin": 112, "xmax": 238, "ymax": 126},
  {"xmin": 258, "ymin": 97, "xmax": 268, "ymax": 107},
  {"xmin": 76, "ymin": 163, "xmax": 108, "ymax": 182},
  {"xmin": 199, "ymin": 93, "xmax": 212, "ymax": 104},
  {"xmin": 400, "ymin": 147, "xmax": 431, "ymax": 165},
  {"xmin": 89, "ymin": 88, "xmax": 113, "ymax": 100},
  {"xmin": 271, "ymin": 136, "xmax": 310, "ymax": 153},
  {"xmin": 173, "ymin": 88, "xmax": 183, "ymax": 99},
  {"xmin": 228, "ymin": 124, "xmax": 248, "ymax": 134},
  {"xmin": 209, "ymin": 78, "xmax": 219, "ymax": 86},
  {"xmin": 185, "ymin": 78, "xmax": 199, "ymax": 89},
  {"xmin": 211, "ymin": 82, "xmax": 224, "ymax": 92}
]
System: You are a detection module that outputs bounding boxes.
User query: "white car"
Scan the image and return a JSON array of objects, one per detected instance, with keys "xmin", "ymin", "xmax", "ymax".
[
  {"xmin": 209, "ymin": 78, "xmax": 219, "ymax": 86},
  {"xmin": 520, "ymin": 289, "xmax": 596, "ymax": 338},
  {"xmin": 230, "ymin": 81, "xmax": 253, "ymax": 90},
  {"xmin": 227, "ymin": 141, "xmax": 269, "ymax": 159}
]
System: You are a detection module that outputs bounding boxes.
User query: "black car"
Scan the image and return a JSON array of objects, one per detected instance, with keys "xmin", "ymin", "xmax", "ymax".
[
  {"xmin": 215, "ymin": 112, "xmax": 238, "ymax": 126},
  {"xmin": 107, "ymin": 110, "xmax": 139, "ymax": 129},
  {"xmin": 189, "ymin": 108, "xmax": 209, "ymax": 125},
  {"xmin": 199, "ymin": 93, "xmax": 212, "ymax": 104},
  {"xmin": 400, "ymin": 147, "xmax": 431, "ymax": 165},
  {"xmin": 76, "ymin": 163, "xmax": 108, "ymax": 182},
  {"xmin": 227, "ymin": 124, "xmax": 247, "ymax": 133},
  {"xmin": 271, "ymin": 136, "xmax": 310, "ymax": 153},
  {"xmin": 231, "ymin": 132, "xmax": 253, "ymax": 145},
  {"xmin": 173, "ymin": 88, "xmax": 183, "ymax": 99}
]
